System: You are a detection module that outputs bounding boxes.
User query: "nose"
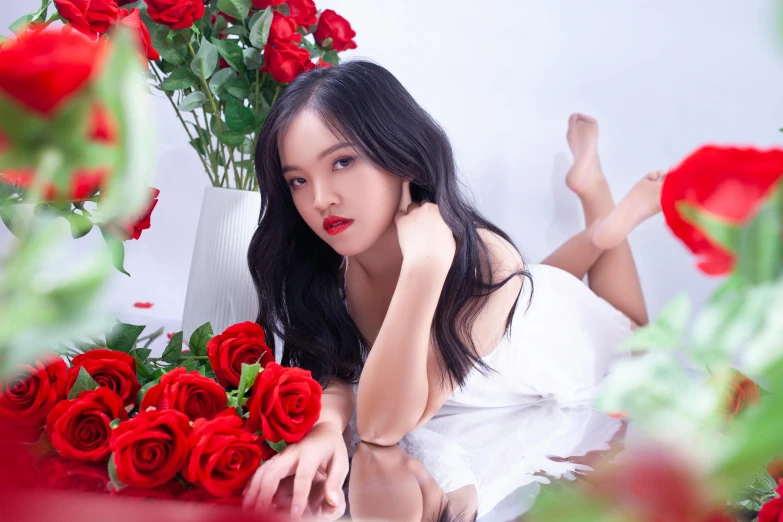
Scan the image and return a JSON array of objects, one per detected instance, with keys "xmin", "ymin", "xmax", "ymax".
[{"xmin": 312, "ymin": 177, "xmax": 340, "ymax": 212}]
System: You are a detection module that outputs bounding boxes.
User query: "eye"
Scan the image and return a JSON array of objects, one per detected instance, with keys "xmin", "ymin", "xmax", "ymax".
[
  {"xmin": 288, "ymin": 178, "xmax": 305, "ymax": 188},
  {"xmin": 334, "ymin": 156, "xmax": 354, "ymax": 170}
]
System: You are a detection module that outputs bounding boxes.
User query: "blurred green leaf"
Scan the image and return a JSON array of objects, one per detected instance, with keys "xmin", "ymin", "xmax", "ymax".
[
  {"xmin": 191, "ymin": 37, "xmax": 218, "ymax": 80},
  {"xmin": 135, "ymin": 358, "xmax": 154, "ymax": 379},
  {"xmin": 322, "ymin": 50, "xmax": 339, "ymax": 66},
  {"xmin": 189, "ymin": 136, "xmax": 206, "ymax": 155},
  {"xmin": 221, "ymin": 25, "xmax": 248, "ymax": 37},
  {"xmin": 162, "ymin": 331, "xmax": 183, "ymax": 363},
  {"xmin": 735, "ymin": 179, "xmax": 783, "ymax": 285},
  {"xmin": 66, "ymin": 212, "xmax": 93, "ymax": 239},
  {"xmin": 108, "ymin": 454, "xmax": 126, "ymax": 491},
  {"xmin": 621, "ymin": 293, "xmax": 690, "ymax": 353},
  {"xmin": 212, "ymin": 38, "xmax": 246, "ymax": 73},
  {"xmin": 181, "ymin": 359, "xmax": 200, "ymax": 372},
  {"xmin": 177, "ymin": 91, "xmax": 208, "ymax": 112},
  {"xmin": 98, "ymin": 224, "xmax": 130, "ymax": 276},
  {"xmin": 217, "ymin": 0, "xmax": 250, "ymax": 21},
  {"xmin": 243, "ymin": 48, "xmax": 263, "ymax": 69},
  {"xmin": 106, "ymin": 323, "xmax": 145, "ymax": 353},
  {"xmin": 9, "ymin": 14, "xmax": 33, "ymax": 34},
  {"xmin": 131, "ymin": 347, "xmax": 152, "ymax": 363},
  {"xmin": 677, "ymin": 201, "xmax": 742, "ymax": 254},
  {"xmin": 68, "ymin": 367, "xmax": 100, "ymax": 399},
  {"xmin": 147, "ymin": 21, "xmax": 189, "ymax": 65},
  {"xmin": 249, "ymin": 7, "xmax": 273, "ymax": 48},
  {"xmin": 162, "ymin": 67, "xmax": 198, "ymax": 90},
  {"xmin": 189, "ymin": 322, "xmax": 213, "ymax": 357},
  {"xmin": 137, "ymin": 376, "xmax": 160, "ymax": 406},
  {"xmin": 527, "ymin": 482, "xmax": 629, "ymax": 522},
  {"xmin": 267, "ymin": 439, "xmax": 288, "ymax": 453},
  {"xmin": 217, "ymin": 131, "xmax": 246, "ymax": 147}
]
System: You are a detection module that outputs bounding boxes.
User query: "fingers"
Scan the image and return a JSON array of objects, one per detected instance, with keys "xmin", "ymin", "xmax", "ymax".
[
  {"xmin": 398, "ymin": 179, "xmax": 413, "ymax": 214},
  {"xmin": 290, "ymin": 458, "xmax": 320, "ymax": 518},
  {"xmin": 323, "ymin": 450, "xmax": 349, "ymax": 507},
  {"xmin": 245, "ymin": 452, "xmax": 298, "ymax": 514}
]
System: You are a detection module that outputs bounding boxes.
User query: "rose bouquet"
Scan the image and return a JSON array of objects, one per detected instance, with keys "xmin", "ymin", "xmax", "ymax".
[
  {"xmin": 0, "ymin": 319, "xmax": 322, "ymax": 502},
  {"xmin": 525, "ymin": 145, "xmax": 783, "ymax": 522},
  {"xmin": 11, "ymin": 0, "xmax": 358, "ymax": 192}
]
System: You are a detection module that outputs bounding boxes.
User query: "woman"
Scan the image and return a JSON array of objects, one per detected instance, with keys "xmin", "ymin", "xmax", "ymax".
[{"xmin": 242, "ymin": 59, "xmax": 664, "ymax": 518}]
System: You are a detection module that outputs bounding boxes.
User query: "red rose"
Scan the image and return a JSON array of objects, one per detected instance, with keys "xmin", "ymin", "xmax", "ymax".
[
  {"xmin": 46, "ymin": 387, "xmax": 128, "ymax": 462},
  {"xmin": 251, "ymin": 0, "xmax": 286, "ymax": 9},
  {"xmin": 316, "ymin": 57, "xmax": 332, "ymax": 69},
  {"xmin": 0, "ymin": 168, "xmax": 107, "ymax": 201},
  {"xmin": 759, "ymin": 483, "xmax": 783, "ymax": 522},
  {"xmin": 40, "ymin": 457, "xmax": 110, "ymax": 493},
  {"xmin": 183, "ymin": 410, "xmax": 263, "ymax": 497},
  {"xmin": 207, "ymin": 321, "xmax": 275, "ymax": 389},
  {"xmin": 768, "ymin": 458, "xmax": 783, "ymax": 482},
  {"xmin": 55, "ymin": 0, "xmax": 120, "ymax": 39},
  {"xmin": 66, "ymin": 349, "xmax": 141, "ymax": 407},
  {"xmin": 117, "ymin": 8, "xmax": 160, "ymax": 61},
  {"xmin": 288, "ymin": 0, "xmax": 317, "ymax": 28},
  {"xmin": 269, "ymin": 10, "xmax": 302, "ymax": 44},
  {"xmin": 246, "ymin": 362, "xmax": 322, "ymax": 445},
  {"xmin": 313, "ymin": 9, "xmax": 357, "ymax": 52},
  {"xmin": 661, "ymin": 146, "xmax": 783, "ymax": 276},
  {"xmin": 144, "ymin": 0, "xmax": 205, "ymax": 30},
  {"xmin": 722, "ymin": 369, "xmax": 761, "ymax": 418},
  {"xmin": 110, "ymin": 408, "xmax": 192, "ymax": 488},
  {"xmin": 0, "ymin": 28, "xmax": 106, "ymax": 116},
  {"xmin": 140, "ymin": 367, "xmax": 228, "ymax": 421},
  {"xmin": 0, "ymin": 356, "xmax": 67, "ymax": 437},
  {"xmin": 104, "ymin": 187, "xmax": 160, "ymax": 240},
  {"xmin": 260, "ymin": 40, "xmax": 315, "ymax": 84}
]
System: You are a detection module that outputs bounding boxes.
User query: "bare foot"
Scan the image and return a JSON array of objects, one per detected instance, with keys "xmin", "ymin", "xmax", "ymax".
[
  {"xmin": 591, "ymin": 170, "xmax": 667, "ymax": 250},
  {"xmin": 565, "ymin": 113, "xmax": 606, "ymax": 197}
]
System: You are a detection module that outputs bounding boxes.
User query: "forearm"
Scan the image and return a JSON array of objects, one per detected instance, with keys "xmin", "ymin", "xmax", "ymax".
[
  {"xmin": 356, "ymin": 261, "xmax": 448, "ymax": 445},
  {"xmin": 314, "ymin": 377, "xmax": 356, "ymax": 434}
]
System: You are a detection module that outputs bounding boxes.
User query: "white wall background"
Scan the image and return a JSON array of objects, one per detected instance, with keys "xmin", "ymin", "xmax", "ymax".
[{"xmin": 3, "ymin": 0, "xmax": 783, "ymax": 330}]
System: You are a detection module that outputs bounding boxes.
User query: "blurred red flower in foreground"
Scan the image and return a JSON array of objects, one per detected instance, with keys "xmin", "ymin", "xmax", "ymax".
[
  {"xmin": 0, "ymin": 26, "xmax": 106, "ymax": 116},
  {"xmin": 661, "ymin": 146, "xmax": 783, "ymax": 275},
  {"xmin": 105, "ymin": 187, "xmax": 160, "ymax": 240}
]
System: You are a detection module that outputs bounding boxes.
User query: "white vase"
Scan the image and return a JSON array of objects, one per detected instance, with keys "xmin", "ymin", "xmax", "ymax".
[{"xmin": 181, "ymin": 186, "xmax": 261, "ymax": 339}]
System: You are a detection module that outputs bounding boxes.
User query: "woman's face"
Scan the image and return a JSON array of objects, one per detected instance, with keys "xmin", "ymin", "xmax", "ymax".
[{"xmin": 278, "ymin": 109, "xmax": 403, "ymax": 256}]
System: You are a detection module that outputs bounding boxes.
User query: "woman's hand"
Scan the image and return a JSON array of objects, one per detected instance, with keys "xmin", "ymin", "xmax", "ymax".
[
  {"xmin": 243, "ymin": 423, "xmax": 349, "ymax": 519},
  {"xmin": 394, "ymin": 180, "xmax": 457, "ymax": 274}
]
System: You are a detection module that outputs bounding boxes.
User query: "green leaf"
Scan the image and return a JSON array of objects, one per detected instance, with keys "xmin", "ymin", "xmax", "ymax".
[
  {"xmin": 9, "ymin": 14, "xmax": 33, "ymax": 34},
  {"xmin": 276, "ymin": 3, "xmax": 289, "ymax": 16},
  {"xmin": 735, "ymin": 179, "xmax": 783, "ymax": 285},
  {"xmin": 67, "ymin": 212, "xmax": 93, "ymax": 239},
  {"xmin": 620, "ymin": 293, "xmax": 690, "ymax": 352},
  {"xmin": 243, "ymin": 47, "xmax": 263, "ymax": 69},
  {"xmin": 106, "ymin": 323, "xmax": 146, "ymax": 353},
  {"xmin": 321, "ymin": 50, "xmax": 339, "ymax": 66},
  {"xmin": 267, "ymin": 439, "xmax": 288, "ymax": 453},
  {"xmin": 108, "ymin": 454, "xmax": 126, "ymax": 491},
  {"xmin": 98, "ymin": 225, "xmax": 131, "ymax": 276},
  {"xmin": 110, "ymin": 418, "xmax": 122, "ymax": 429},
  {"xmin": 191, "ymin": 38, "xmax": 218, "ymax": 80},
  {"xmin": 217, "ymin": 0, "xmax": 250, "ymax": 21},
  {"xmin": 249, "ymin": 7, "xmax": 273, "ymax": 48},
  {"xmin": 189, "ymin": 136, "xmax": 206, "ymax": 155},
  {"xmin": 68, "ymin": 367, "xmax": 100, "ymax": 399},
  {"xmin": 181, "ymin": 359, "xmax": 200, "ymax": 372},
  {"xmin": 225, "ymin": 98, "xmax": 256, "ymax": 131},
  {"xmin": 209, "ymin": 67, "xmax": 236, "ymax": 95},
  {"xmin": 162, "ymin": 67, "xmax": 198, "ymax": 90},
  {"xmin": 211, "ymin": 38, "xmax": 246, "ymax": 73},
  {"xmin": 136, "ymin": 376, "xmax": 160, "ymax": 406},
  {"xmin": 321, "ymin": 37, "xmax": 333, "ymax": 50},
  {"xmin": 146, "ymin": 21, "xmax": 189, "ymax": 65},
  {"xmin": 221, "ymin": 25, "xmax": 248, "ymax": 37},
  {"xmin": 237, "ymin": 362, "xmax": 261, "ymax": 399},
  {"xmin": 177, "ymin": 91, "xmax": 208, "ymax": 112},
  {"xmin": 189, "ymin": 322, "xmax": 214, "ymax": 357},
  {"xmin": 161, "ymin": 331, "xmax": 183, "ymax": 363},
  {"xmin": 677, "ymin": 201, "xmax": 742, "ymax": 254},
  {"xmin": 217, "ymin": 131, "xmax": 247, "ymax": 147},
  {"xmin": 131, "ymin": 347, "xmax": 152, "ymax": 363},
  {"xmin": 225, "ymin": 77, "xmax": 251, "ymax": 100}
]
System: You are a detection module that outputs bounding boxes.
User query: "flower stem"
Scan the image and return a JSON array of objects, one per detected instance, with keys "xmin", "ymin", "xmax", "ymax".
[{"xmin": 185, "ymin": 36, "xmax": 225, "ymax": 135}]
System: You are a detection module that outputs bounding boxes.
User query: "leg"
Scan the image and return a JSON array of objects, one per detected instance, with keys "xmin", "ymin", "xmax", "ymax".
[{"xmin": 541, "ymin": 114, "xmax": 650, "ymax": 326}]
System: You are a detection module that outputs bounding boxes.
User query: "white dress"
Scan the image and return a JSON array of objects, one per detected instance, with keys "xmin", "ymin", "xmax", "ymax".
[{"xmin": 342, "ymin": 260, "xmax": 634, "ymax": 519}]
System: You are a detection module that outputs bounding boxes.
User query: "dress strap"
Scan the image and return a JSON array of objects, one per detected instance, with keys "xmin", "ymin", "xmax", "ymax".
[{"xmin": 341, "ymin": 256, "xmax": 349, "ymax": 299}]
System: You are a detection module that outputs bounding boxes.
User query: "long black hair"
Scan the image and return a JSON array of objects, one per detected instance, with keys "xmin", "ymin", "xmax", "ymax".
[{"xmin": 249, "ymin": 58, "xmax": 532, "ymax": 391}]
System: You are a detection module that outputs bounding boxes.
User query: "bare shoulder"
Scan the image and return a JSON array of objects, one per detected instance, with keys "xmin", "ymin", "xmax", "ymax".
[{"xmin": 476, "ymin": 227, "xmax": 525, "ymax": 284}]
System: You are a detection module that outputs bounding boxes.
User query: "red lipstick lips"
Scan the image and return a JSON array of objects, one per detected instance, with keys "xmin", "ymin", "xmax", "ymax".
[{"xmin": 323, "ymin": 215, "xmax": 354, "ymax": 236}]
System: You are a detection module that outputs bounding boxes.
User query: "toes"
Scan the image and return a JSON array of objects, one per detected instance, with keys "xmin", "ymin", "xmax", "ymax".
[{"xmin": 569, "ymin": 113, "xmax": 579, "ymax": 125}]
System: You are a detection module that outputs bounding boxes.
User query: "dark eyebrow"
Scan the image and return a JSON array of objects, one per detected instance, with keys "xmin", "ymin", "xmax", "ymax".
[{"xmin": 281, "ymin": 142, "xmax": 353, "ymax": 175}]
